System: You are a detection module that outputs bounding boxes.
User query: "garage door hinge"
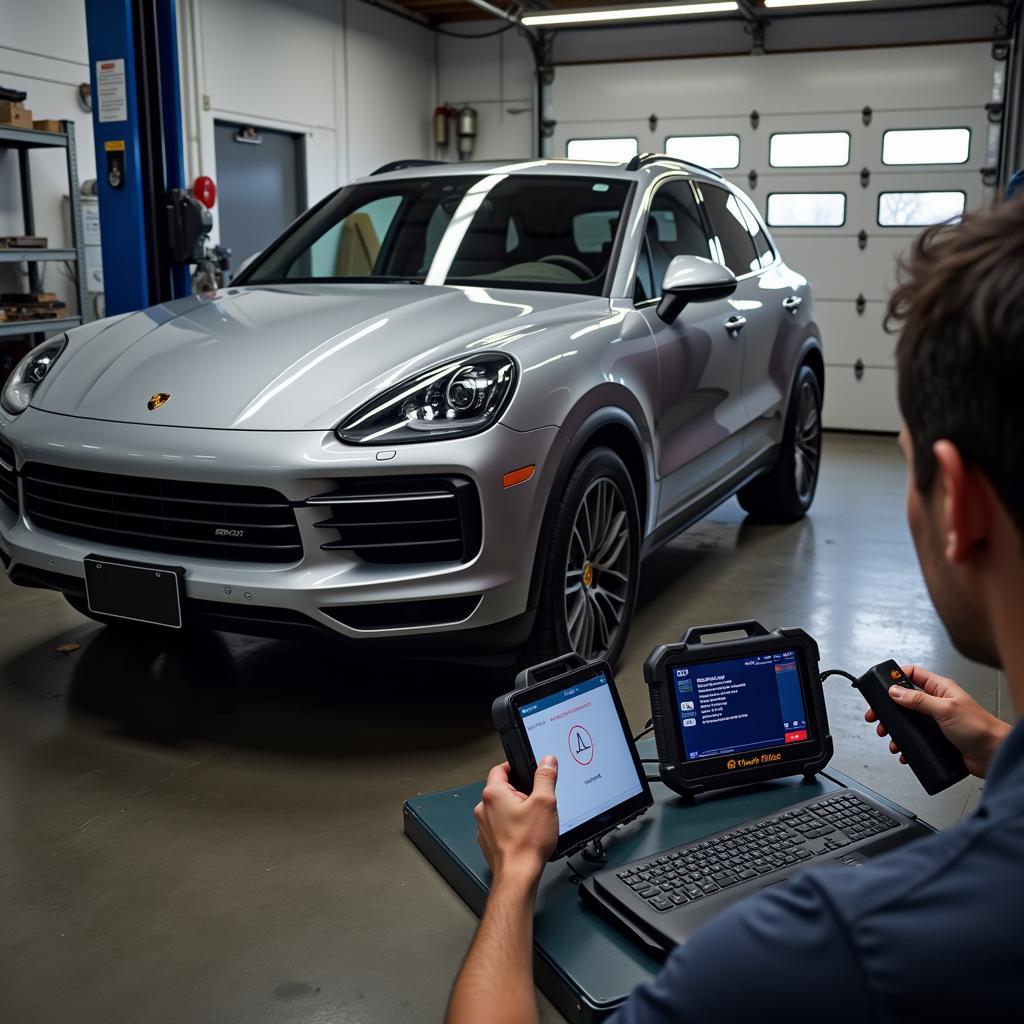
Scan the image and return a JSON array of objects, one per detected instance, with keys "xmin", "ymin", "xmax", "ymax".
[
  {"xmin": 750, "ymin": 110, "xmax": 760, "ymax": 130},
  {"xmin": 649, "ymin": 113, "xmax": 658, "ymax": 132},
  {"xmin": 855, "ymin": 294, "xmax": 866, "ymax": 315},
  {"xmin": 202, "ymin": 93, "xmax": 210, "ymax": 112},
  {"xmin": 860, "ymin": 167, "xmax": 870, "ymax": 188},
  {"xmin": 981, "ymin": 166, "xmax": 998, "ymax": 186},
  {"xmin": 986, "ymin": 101, "xmax": 1004, "ymax": 124},
  {"xmin": 541, "ymin": 118, "xmax": 556, "ymax": 138},
  {"xmin": 993, "ymin": 41, "xmax": 1010, "ymax": 61},
  {"xmin": 861, "ymin": 106, "xmax": 872, "ymax": 126},
  {"xmin": 854, "ymin": 359, "xmax": 865, "ymax": 381},
  {"xmin": 857, "ymin": 229, "xmax": 868, "ymax": 251},
  {"xmin": 748, "ymin": 169, "xmax": 758, "ymax": 189}
]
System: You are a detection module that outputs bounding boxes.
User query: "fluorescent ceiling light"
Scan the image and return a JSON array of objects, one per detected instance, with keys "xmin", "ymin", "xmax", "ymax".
[
  {"xmin": 762, "ymin": 0, "xmax": 881, "ymax": 8},
  {"xmin": 521, "ymin": 2, "xmax": 738, "ymax": 27}
]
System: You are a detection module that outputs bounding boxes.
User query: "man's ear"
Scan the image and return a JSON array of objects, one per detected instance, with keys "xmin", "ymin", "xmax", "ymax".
[{"xmin": 932, "ymin": 440, "xmax": 992, "ymax": 564}]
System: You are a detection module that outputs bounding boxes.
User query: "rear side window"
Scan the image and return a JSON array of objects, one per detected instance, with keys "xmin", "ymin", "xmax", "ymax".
[{"xmin": 698, "ymin": 184, "xmax": 760, "ymax": 276}]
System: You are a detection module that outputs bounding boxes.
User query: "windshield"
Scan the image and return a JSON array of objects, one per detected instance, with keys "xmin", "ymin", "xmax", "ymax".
[{"xmin": 242, "ymin": 173, "xmax": 632, "ymax": 295}]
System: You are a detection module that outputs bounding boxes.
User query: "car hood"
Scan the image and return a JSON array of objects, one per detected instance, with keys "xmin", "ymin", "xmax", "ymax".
[{"xmin": 34, "ymin": 284, "xmax": 601, "ymax": 430}]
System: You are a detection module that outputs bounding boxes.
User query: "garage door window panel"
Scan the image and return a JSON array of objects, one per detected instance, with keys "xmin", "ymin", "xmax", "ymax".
[
  {"xmin": 664, "ymin": 135, "xmax": 741, "ymax": 169},
  {"xmin": 567, "ymin": 137, "xmax": 639, "ymax": 162},
  {"xmin": 877, "ymin": 191, "xmax": 966, "ymax": 227},
  {"xmin": 770, "ymin": 132, "xmax": 851, "ymax": 168},
  {"xmin": 882, "ymin": 128, "xmax": 971, "ymax": 166},
  {"xmin": 766, "ymin": 193, "xmax": 847, "ymax": 228},
  {"xmin": 699, "ymin": 184, "xmax": 760, "ymax": 276},
  {"xmin": 641, "ymin": 181, "xmax": 714, "ymax": 298}
]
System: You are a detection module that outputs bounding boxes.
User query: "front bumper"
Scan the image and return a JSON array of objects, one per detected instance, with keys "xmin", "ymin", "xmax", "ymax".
[{"xmin": 0, "ymin": 408, "xmax": 566, "ymax": 643}]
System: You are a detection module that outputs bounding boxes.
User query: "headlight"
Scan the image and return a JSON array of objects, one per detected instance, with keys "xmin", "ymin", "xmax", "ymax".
[
  {"xmin": 337, "ymin": 353, "xmax": 517, "ymax": 445},
  {"xmin": 1, "ymin": 335, "xmax": 68, "ymax": 415}
]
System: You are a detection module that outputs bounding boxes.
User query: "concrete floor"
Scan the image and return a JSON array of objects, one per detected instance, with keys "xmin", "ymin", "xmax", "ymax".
[{"xmin": 0, "ymin": 433, "xmax": 1010, "ymax": 1023}]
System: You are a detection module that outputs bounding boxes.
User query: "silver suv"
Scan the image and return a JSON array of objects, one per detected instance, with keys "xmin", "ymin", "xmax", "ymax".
[{"xmin": 0, "ymin": 155, "xmax": 822, "ymax": 668}]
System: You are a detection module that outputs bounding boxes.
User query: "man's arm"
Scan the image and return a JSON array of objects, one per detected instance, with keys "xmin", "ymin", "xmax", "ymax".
[
  {"xmin": 866, "ymin": 663, "xmax": 1011, "ymax": 778},
  {"xmin": 445, "ymin": 757, "xmax": 559, "ymax": 1024}
]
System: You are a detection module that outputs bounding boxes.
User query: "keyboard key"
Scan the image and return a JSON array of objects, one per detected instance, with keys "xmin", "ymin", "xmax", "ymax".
[
  {"xmin": 669, "ymin": 893, "xmax": 688, "ymax": 906},
  {"xmin": 649, "ymin": 896, "xmax": 673, "ymax": 912}
]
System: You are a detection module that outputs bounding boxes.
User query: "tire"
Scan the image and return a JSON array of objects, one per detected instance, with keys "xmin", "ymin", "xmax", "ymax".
[
  {"xmin": 523, "ymin": 447, "xmax": 641, "ymax": 670},
  {"xmin": 738, "ymin": 364, "xmax": 823, "ymax": 523}
]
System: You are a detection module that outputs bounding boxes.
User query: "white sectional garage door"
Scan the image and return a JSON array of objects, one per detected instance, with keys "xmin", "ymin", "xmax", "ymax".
[{"xmin": 552, "ymin": 43, "xmax": 1002, "ymax": 432}]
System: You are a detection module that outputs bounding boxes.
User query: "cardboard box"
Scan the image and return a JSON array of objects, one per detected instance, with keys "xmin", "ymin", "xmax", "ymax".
[
  {"xmin": 0, "ymin": 101, "xmax": 32, "ymax": 128},
  {"xmin": 32, "ymin": 119, "xmax": 62, "ymax": 133}
]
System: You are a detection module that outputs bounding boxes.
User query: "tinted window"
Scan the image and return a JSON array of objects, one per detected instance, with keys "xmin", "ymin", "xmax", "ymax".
[
  {"xmin": 642, "ymin": 180, "xmax": 713, "ymax": 298},
  {"xmin": 245, "ymin": 175, "xmax": 631, "ymax": 295},
  {"xmin": 699, "ymin": 184, "xmax": 760, "ymax": 275},
  {"xmin": 735, "ymin": 192, "xmax": 774, "ymax": 269}
]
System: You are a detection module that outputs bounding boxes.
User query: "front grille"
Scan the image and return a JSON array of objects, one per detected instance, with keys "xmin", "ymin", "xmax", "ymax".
[
  {"xmin": 308, "ymin": 476, "xmax": 482, "ymax": 565},
  {"xmin": 0, "ymin": 437, "xmax": 16, "ymax": 512},
  {"xmin": 21, "ymin": 462, "xmax": 303, "ymax": 564}
]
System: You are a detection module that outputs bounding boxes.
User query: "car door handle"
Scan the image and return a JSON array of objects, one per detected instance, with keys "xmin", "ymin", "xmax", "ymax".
[
  {"xmin": 724, "ymin": 315, "xmax": 747, "ymax": 336},
  {"xmin": 782, "ymin": 295, "xmax": 803, "ymax": 313}
]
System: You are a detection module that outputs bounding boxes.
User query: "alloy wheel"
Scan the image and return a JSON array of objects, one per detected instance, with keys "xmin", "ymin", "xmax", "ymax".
[
  {"xmin": 794, "ymin": 379, "xmax": 822, "ymax": 503},
  {"xmin": 564, "ymin": 477, "xmax": 631, "ymax": 660}
]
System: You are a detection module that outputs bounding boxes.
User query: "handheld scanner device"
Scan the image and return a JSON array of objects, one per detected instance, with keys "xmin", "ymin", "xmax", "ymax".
[
  {"xmin": 850, "ymin": 660, "xmax": 968, "ymax": 795},
  {"xmin": 645, "ymin": 621, "xmax": 834, "ymax": 800},
  {"xmin": 492, "ymin": 653, "xmax": 653, "ymax": 860}
]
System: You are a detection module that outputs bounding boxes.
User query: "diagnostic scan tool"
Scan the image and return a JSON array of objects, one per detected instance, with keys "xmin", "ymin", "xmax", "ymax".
[
  {"xmin": 492, "ymin": 654, "xmax": 653, "ymax": 860},
  {"xmin": 645, "ymin": 621, "xmax": 834, "ymax": 799}
]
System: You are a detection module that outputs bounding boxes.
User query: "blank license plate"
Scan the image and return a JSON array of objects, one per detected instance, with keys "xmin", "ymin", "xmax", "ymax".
[{"xmin": 84, "ymin": 556, "xmax": 183, "ymax": 628}]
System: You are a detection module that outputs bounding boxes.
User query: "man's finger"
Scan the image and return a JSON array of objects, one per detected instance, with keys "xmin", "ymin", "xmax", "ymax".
[
  {"xmin": 889, "ymin": 682, "xmax": 945, "ymax": 718},
  {"xmin": 485, "ymin": 762, "xmax": 512, "ymax": 790},
  {"xmin": 903, "ymin": 664, "xmax": 953, "ymax": 698},
  {"xmin": 532, "ymin": 755, "xmax": 558, "ymax": 798}
]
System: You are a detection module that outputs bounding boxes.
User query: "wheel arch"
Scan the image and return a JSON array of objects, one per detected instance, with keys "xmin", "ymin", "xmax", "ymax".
[{"xmin": 526, "ymin": 403, "xmax": 653, "ymax": 614}]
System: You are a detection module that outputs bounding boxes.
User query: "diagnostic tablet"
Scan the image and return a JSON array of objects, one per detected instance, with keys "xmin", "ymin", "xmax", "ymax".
[
  {"xmin": 492, "ymin": 658, "xmax": 653, "ymax": 860},
  {"xmin": 645, "ymin": 621, "xmax": 833, "ymax": 799}
]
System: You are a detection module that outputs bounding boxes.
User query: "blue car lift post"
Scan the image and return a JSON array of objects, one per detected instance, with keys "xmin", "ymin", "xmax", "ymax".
[{"xmin": 84, "ymin": 0, "xmax": 191, "ymax": 315}]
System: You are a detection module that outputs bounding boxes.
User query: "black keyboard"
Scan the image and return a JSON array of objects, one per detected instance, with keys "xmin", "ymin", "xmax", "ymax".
[{"xmin": 614, "ymin": 791, "xmax": 902, "ymax": 913}]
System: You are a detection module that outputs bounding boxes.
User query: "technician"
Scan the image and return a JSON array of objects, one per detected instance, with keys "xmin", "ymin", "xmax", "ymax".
[{"xmin": 445, "ymin": 197, "xmax": 1024, "ymax": 1023}]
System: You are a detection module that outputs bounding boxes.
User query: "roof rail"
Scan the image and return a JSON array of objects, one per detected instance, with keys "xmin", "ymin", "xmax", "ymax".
[
  {"xmin": 625, "ymin": 152, "xmax": 723, "ymax": 179},
  {"xmin": 371, "ymin": 159, "xmax": 448, "ymax": 175}
]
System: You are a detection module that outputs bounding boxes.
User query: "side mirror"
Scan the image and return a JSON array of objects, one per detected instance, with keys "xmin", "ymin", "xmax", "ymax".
[{"xmin": 656, "ymin": 255, "xmax": 738, "ymax": 324}]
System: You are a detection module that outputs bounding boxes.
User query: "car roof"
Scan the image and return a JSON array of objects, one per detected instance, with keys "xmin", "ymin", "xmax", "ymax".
[{"xmin": 356, "ymin": 155, "xmax": 725, "ymax": 186}]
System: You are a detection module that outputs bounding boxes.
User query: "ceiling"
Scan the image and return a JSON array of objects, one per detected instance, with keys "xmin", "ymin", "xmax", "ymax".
[{"xmin": 389, "ymin": 0, "xmax": 1010, "ymax": 24}]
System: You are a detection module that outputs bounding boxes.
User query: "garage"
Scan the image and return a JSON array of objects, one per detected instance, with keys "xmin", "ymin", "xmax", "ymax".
[{"xmin": 0, "ymin": 1, "xmax": 1021, "ymax": 1021}]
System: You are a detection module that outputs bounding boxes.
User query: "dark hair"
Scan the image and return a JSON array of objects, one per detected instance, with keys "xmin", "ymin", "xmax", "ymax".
[{"xmin": 885, "ymin": 197, "xmax": 1024, "ymax": 534}]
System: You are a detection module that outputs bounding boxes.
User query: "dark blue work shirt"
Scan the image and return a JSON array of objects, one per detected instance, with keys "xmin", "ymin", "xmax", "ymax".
[{"xmin": 608, "ymin": 718, "xmax": 1024, "ymax": 1023}]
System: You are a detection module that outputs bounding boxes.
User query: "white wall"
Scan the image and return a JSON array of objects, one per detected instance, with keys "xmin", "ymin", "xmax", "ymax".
[
  {"xmin": 0, "ymin": 0, "xmax": 95, "ymax": 315},
  {"xmin": 183, "ymin": 0, "xmax": 436, "ymax": 242},
  {"xmin": 435, "ymin": 27, "xmax": 535, "ymax": 161}
]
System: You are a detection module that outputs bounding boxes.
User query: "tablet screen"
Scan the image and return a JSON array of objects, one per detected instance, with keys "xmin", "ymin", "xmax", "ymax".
[
  {"xmin": 518, "ymin": 671, "xmax": 644, "ymax": 835},
  {"xmin": 674, "ymin": 648, "xmax": 812, "ymax": 763}
]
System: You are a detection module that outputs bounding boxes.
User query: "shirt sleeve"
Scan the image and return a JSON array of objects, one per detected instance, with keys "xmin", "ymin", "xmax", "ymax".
[{"xmin": 604, "ymin": 872, "xmax": 873, "ymax": 1024}]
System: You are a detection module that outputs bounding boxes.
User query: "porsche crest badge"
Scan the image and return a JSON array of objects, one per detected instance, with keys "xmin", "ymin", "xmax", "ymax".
[{"xmin": 147, "ymin": 392, "xmax": 171, "ymax": 411}]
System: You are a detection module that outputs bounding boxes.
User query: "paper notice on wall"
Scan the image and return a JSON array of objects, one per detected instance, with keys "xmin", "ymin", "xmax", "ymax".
[{"xmin": 96, "ymin": 59, "xmax": 127, "ymax": 123}]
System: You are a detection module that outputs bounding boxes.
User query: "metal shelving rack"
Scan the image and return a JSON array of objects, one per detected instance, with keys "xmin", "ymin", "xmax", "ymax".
[{"xmin": 0, "ymin": 122, "xmax": 90, "ymax": 342}]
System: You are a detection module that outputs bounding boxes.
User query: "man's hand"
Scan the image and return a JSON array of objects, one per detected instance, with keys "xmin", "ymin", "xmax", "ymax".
[
  {"xmin": 474, "ymin": 757, "xmax": 559, "ymax": 887},
  {"xmin": 446, "ymin": 759, "xmax": 559, "ymax": 1024},
  {"xmin": 865, "ymin": 664, "xmax": 1011, "ymax": 778}
]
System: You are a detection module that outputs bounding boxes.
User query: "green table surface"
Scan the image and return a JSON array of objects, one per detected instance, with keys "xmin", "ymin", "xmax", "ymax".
[{"xmin": 403, "ymin": 740, "xmax": 926, "ymax": 1022}]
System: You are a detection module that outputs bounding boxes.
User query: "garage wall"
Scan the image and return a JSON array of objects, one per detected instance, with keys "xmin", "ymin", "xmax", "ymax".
[
  {"xmin": 183, "ymin": 0, "xmax": 436, "ymax": 244},
  {"xmin": 435, "ymin": 28, "xmax": 535, "ymax": 161},
  {"xmin": 549, "ymin": 42, "xmax": 1000, "ymax": 433},
  {"xmin": 0, "ymin": 0, "xmax": 96, "ymax": 317}
]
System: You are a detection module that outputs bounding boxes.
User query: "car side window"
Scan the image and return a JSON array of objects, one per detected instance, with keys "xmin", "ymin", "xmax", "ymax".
[
  {"xmin": 698, "ymin": 184, "xmax": 761, "ymax": 276},
  {"xmin": 642, "ymin": 180, "xmax": 714, "ymax": 299},
  {"xmin": 299, "ymin": 195, "xmax": 404, "ymax": 279}
]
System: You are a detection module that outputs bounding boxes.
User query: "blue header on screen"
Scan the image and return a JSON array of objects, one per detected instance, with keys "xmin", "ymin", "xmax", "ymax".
[{"xmin": 518, "ymin": 673, "xmax": 607, "ymax": 720}]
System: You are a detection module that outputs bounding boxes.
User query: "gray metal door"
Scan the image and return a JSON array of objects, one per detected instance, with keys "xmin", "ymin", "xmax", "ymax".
[{"xmin": 214, "ymin": 121, "xmax": 306, "ymax": 278}]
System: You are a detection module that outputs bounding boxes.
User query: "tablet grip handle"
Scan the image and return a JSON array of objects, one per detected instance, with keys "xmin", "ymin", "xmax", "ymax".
[
  {"xmin": 680, "ymin": 620, "xmax": 769, "ymax": 644},
  {"xmin": 514, "ymin": 651, "xmax": 589, "ymax": 690}
]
